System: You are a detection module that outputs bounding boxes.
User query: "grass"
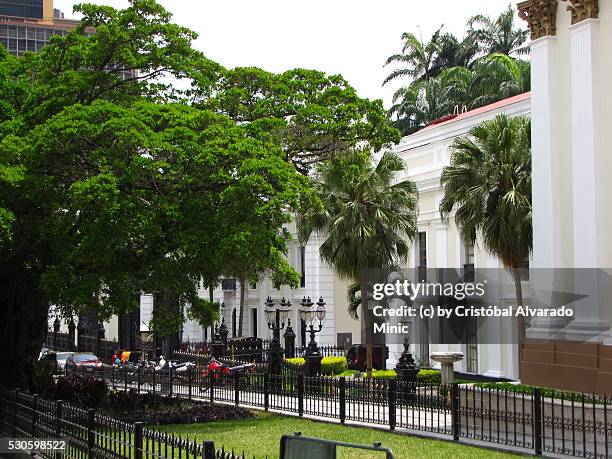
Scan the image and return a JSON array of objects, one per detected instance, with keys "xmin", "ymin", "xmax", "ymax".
[{"xmin": 155, "ymin": 412, "xmax": 526, "ymax": 459}]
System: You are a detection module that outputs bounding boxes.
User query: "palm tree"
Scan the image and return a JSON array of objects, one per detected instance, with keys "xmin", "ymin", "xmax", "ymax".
[
  {"xmin": 388, "ymin": 78, "xmax": 450, "ymax": 134},
  {"xmin": 468, "ymin": 4, "xmax": 529, "ymax": 57},
  {"xmin": 469, "ymin": 54, "xmax": 530, "ymax": 108},
  {"xmin": 298, "ymin": 150, "xmax": 419, "ymax": 375},
  {"xmin": 383, "ymin": 27, "xmax": 444, "ymax": 86},
  {"xmin": 432, "ymin": 33, "xmax": 480, "ymax": 73},
  {"xmin": 440, "ymin": 114, "xmax": 532, "ymax": 343}
]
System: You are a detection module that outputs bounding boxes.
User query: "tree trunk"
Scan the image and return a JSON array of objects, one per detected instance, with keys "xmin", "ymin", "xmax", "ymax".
[
  {"xmin": 360, "ymin": 275, "xmax": 373, "ymax": 378},
  {"xmin": 237, "ymin": 277, "xmax": 246, "ymax": 337},
  {"xmin": 0, "ymin": 260, "xmax": 49, "ymax": 389},
  {"xmin": 512, "ymin": 267, "xmax": 526, "ymax": 378}
]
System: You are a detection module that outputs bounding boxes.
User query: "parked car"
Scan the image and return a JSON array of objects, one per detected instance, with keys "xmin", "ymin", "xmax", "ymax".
[
  {"xmin": 55, "ymin": 352, "xmax": 73, "ymax": 370},
  {"xmin": 39, "ymin": 351, "xmax": 74, "ymax": 372},
  {"xmin": 66, "ymin": 353, "xmax": 103, "ymax": 371}
]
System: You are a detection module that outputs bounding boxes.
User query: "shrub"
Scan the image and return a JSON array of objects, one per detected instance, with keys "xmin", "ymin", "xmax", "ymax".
[
  {"xmin": 29, "ymin": 362, "xmax": 55, "ymax": 396},
  {"xmin": 321, "ymin": 357, "xmax": 347, "ymax": 376},
  {"xmin": 416, "ymin": 369, "xmax": 441, "ymax": 384},
  {"xmin": 284, "ymin": 356, "xmax": 348, "ymax": 376},
  {"xmin": 53, "ymin": 375, "xmax": 108, "ymax": 408},
  {"xmin": 285, "ymin": 357, "xmax": 305, "ymax": 367},
  {"xmin": 370, "ymin": 370, "xmax": 397, "ymax": 379},
  {"xmin": 104, "ymin": 391, "xmax": 253, "ymax": 424}
]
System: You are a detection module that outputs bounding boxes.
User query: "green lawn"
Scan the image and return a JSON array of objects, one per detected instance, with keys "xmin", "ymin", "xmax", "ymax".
[{"xmin": 155, "ymin": 412, "xmax": 525, "ymax": 459}]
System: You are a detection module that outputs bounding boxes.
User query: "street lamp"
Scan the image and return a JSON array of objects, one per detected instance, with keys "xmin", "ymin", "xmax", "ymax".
[
  {"xmin": 299, "ymin": 297, "xmax": 326, "ymax": 376},
  {"xmin": 53, "ymin": 316, "xmax": 61, "ymax": 346},
  {"xmin": 264, "ymin": 297, "xmax": 291, "ymax": 374}
]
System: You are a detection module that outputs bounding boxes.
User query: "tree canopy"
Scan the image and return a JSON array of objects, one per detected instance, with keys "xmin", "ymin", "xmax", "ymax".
[
  {"xmin": 384, "ymin": 4, "xmax": 530, "ymax": 135},
  {"xmin": 0, "ymin": 0, "xmax": 400, "ymax": 387}
]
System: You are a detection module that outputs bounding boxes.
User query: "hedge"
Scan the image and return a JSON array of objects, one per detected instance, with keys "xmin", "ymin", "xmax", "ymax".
[{"xmin": 285, "ymin": 356, "xmax": 348, "ymax": 376}]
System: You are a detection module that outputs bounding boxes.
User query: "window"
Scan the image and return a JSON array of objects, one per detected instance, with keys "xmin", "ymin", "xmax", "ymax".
[
  {"xmin": 250, "ymin": 308, "xmax": 258, "ymax": 339},
  {"xmin": 464, "ymin": 243, "xmax": 475, "ymax": 282},
  {"xmin": 299, "ymin": 246, "xmax": 306, "ymax": 288},
  {"xmin": 231, "ymin": 309, "xmax": 237, "ymax": 337},
  {"xmin": 418, "ymin": 232, "xmax": 427, "ymax": 267},
  {"xmin": 466, "ymin": 317, "xmax": 478, "ymax": 373},
  {"xmin": 417, "ymin": 232, "xmax": 427, "ymax": 282},
  {"xmin": 0, "ymin": 1, "xmax": 44, "ymax": 19},
  {"xmin": 221, "ymin": 279, "xmax": 236, "ymax": 290}
]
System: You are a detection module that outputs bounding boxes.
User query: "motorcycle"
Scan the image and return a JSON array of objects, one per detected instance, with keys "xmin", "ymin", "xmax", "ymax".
[{"xmin": 199, "ymin": 357, "xmax": 255, "ymax": 392}]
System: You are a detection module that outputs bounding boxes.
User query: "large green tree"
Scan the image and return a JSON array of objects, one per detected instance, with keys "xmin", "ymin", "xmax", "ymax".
[
  {"xmin": 298, "ymin": 150, "xmax": 418, "ymax": 375},
  {"xmin": 0, "ymin": 0, "xmax": 304, "ymax": 387},
  {"xmin": 198, "ymin": 67, "xmax": 400, "ymax": 174},
  {"xmin": 440, "ymin": 114, "xmax": 532, "ymax": 342}
]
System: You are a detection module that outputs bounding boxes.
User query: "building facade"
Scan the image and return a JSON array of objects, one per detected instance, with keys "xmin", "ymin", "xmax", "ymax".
[
  {"xmin": 390, "ymin": 93, "xmax": 531, "ymax": 380},
  {"xmin": 517, "ymin": 0, "xmax": 612, "ymax": 393},
  {"xmin": 0, "ymin": 0, "xmax": 81, "ymax": 56}
]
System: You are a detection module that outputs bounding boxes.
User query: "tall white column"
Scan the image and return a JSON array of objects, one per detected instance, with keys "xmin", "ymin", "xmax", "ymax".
[
  {"xmin": 565, "ymin": 18, "xmax": 609, "ymax": 341},
  {"xmin": 434, "ymin": 225, "xmax": 449, "ymax": 354},
  {"xmin": 526, "ymin": 36, "xmax": 566, "ymax": 339}
]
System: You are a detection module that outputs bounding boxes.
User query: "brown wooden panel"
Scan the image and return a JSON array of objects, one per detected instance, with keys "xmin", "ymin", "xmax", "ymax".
[
  {"xmin": 521, "ymin": 362, "xmax": 598, "ymax": 393},
  {"xmin": 555, "ymin": 341, "xmax": 599, "ymax": 354},
  {"xmin": 522, "ymin": 340, "xmax": 555, "ymax": 351},
  {"xmin": 521, "ymin": 348, "xmax": 554, "ymax": 363},
  {"xmin": 595, "ymin": 372, "xmax": 612, "ymax": 395},
  {"xmin": 598, "ymin": 344, "xmax": 612, "ymax": 359},
  {"xmin": 599, "ymin": 357, "xmax": 612, "ymax": 372},
  {"xmin": 555, "ymin": 351, "xmax": 598, "ymax": 369}
]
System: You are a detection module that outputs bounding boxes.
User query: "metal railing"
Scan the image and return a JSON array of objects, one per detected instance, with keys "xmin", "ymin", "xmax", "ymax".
[
  {"xmin": 60, "ymin": 366, "xmax": 612, "ymax": 458},
  {"xmin": 0, "ymin": 387, "xmax": 262, "ymax": 459}
]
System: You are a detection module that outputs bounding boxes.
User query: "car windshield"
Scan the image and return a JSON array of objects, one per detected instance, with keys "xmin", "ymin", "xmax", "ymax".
[
  {"xmin": 57, "ymin": 353, "xmax": 71, "ymax": 361},
  {"xmin": 73, "ymin": 354, "xmax": 97, "ymax": 362}
]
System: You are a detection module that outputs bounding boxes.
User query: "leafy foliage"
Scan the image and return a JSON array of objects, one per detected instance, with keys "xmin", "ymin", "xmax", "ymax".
[
  {"xmin": 196, "ymin": 67, "xmax": 400, "ymax": 174},
  {"xmin": 298, "ymin": 150, "xmax": 418, "ymax": 373},
  {"xmin": 385, "ymin": 4, "xmax": 530, "ymax": 135},
  {"xmin": 53, "ymin": 374, "xmax": 109, "ymax": 408},
  {"xmin": 0, "ymin": 0, "xmax": 402, "ymax": 386},
  {"xmin": 440, "ymin": 114, "xmax": 532, "ymax": 269}
]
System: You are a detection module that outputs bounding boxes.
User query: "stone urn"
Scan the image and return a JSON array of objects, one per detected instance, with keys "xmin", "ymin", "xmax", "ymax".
[{"xmin": 430, "ymin": 351, "xmax": 464, "ymax": 386}]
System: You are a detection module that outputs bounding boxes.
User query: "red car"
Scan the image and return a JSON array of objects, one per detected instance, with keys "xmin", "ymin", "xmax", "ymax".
[{"xmin": 66, "ymin": 353, "xmax": 103, "ymax": 371}]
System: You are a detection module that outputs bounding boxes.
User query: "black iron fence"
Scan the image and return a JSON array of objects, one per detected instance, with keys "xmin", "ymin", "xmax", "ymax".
[
  {"xmin": 0, "ymin": 388, "xmax": 262, "ymax": 459},
  {"xmin": 45, "ymin": 332, "xmax": 121, "ymax": 361},
  {"xmin": 45, "ymin": 332, "xmax": 75, "ymax": 352},
  {"xmin": 176, "ymin": 343, "xmax": 347, "ymax": 365},
  {"xmin": 62, "ymin": 365, "xmax": 611, "ymax": 458}
]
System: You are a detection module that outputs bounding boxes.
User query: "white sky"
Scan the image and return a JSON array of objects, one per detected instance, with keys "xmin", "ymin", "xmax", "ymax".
[{"xmin": 53, "ymin": 0, "xmax": 520, "ymax": 108}]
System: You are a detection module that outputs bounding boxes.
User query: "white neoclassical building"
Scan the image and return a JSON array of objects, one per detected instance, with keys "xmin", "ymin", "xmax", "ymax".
[
  {"xmin": 516, "ymin": 0, "xmax": 612, "ymax": 393},
  {"xmin": 389, "ymin": 93, "xmax": 531, "ymax": 380}
]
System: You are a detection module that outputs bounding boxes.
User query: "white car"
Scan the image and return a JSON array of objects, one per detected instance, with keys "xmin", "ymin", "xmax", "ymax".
[{"xmin": 38, "ymin": 350, "xmax": 73, "ymax": 371}]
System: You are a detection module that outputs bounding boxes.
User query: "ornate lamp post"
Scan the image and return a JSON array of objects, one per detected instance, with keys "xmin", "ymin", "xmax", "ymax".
[
  {"xmin": 53, "ymin": 316, "xmax": 61, "ymax": 346},
  {"xmin": 76, "ymin": 318, "xmax": 86, "ymax": 352},
  {"xmin": 211, "ymin": 323, "xmax": 225, "ymax": 358},
  {"xmin": 395, "ymin": 334, "xmax": 419, "ymax": 402},
  {"xmin": 264, "ymin": 297, "xmax": 290, "ymax": 374},
  {"xmin": 283, "ymin": 318, "xmax": 296, "ymax": 358},
  {"xmin": 299, "ymin": 296, "xmax": 326, "ymax": 376},
  {"xmin": 96, "ymin": 321, "xmax": 106, "ymax": 356},
  {"xmin": 218, "ymin": 317, "xmax": 229, "ymax": 346},
  {"xmin": 67, "ymin": 317, "xmax": 76, "ymax": 351}
]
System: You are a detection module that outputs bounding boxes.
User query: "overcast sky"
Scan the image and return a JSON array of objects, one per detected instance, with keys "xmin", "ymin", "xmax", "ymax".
[{"xmin": 53, "ymin": 0, "xmax": 521, "ymax": 107}]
